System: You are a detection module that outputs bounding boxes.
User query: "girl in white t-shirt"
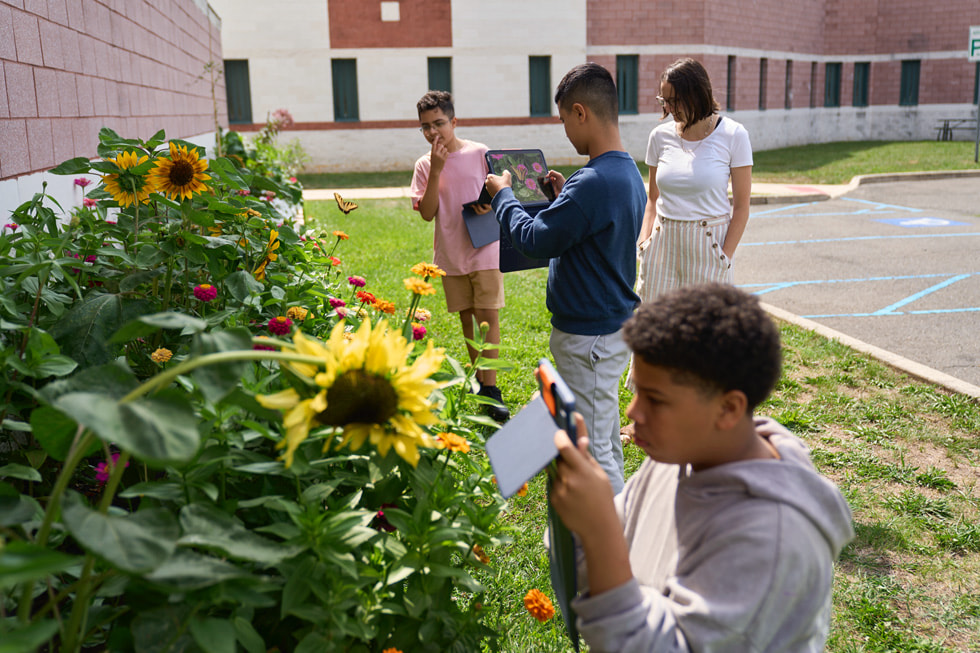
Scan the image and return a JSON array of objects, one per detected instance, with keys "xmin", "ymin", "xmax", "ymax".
[{"xmin": 636, "ymin": 58, "xmax": 753, "ymax": 303}]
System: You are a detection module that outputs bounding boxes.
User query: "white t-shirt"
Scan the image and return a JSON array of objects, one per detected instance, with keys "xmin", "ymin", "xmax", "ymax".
[{"xmin": 645, "ymin": 116, "xmax": 753, "ymax": 221}]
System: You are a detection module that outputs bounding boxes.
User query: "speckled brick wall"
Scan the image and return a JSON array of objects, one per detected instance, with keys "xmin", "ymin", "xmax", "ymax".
[{"xmin": 0, "ymin": 0, "xmax": 226, "ymax": 180}]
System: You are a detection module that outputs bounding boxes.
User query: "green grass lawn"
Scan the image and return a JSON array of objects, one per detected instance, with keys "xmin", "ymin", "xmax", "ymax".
[
  {"xmin": 297, "ymin": 141, "xmax": 980, "ymax": 190},
  {"xmin": 303, "ymin": 198, "xmax": 980, "ymax": 652}
]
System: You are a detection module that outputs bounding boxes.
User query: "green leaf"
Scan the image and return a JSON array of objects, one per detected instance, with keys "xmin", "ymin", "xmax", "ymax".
[
  {"xmin": 0, "ymin": 463, "xmax": 42, "ymax": 482},
  {"xmin": 49, "ymin": 293, "xmax": 150, "ymax": 367},
  {"xmin": 178, "ymin": 503, "xmax": 301, "ymax": 564},
  {"xmin": 223, "ymin": 269, "xmax": 263, "ymax": 302},
  {"xmin": 144, "ymin": 550, "xmax": 251, "ymax": 590},
  {"xmin": 0, "ymin": 486, "xmax": 42, "ymax": 526},
  {"xmin": 0, "ymin": 541, "xmax": 79, "ymax": 590},
  {"xmin": 118, "ymin": 481, "xmax": 186, "ymax": 502},
  {"xmin": 210, "ymin": 157, "xmax": 247, "ymax": 190},
  {"xmin": 188, "ymin": 328, "xmax": 253, "ymax": 402},
  {"xmin": 48, "ymin": 156, "xmax": 92, "ymax": 176},
  {"xmin": 0, "ymin": 620, "xmax": 60, "ymax": 653},
  {"xmin": 189, "ymin": 617, "xmax": 236, "ymax": 653},
  {"xmin": 39, "ymin": 360, "xmax": 139, "ymax": 404},
  {"xmin": 54, "ymin": 390, "xmax": 201, "ymax": 466},
  {"xmin": 61, "ymin": 492, "xmax": 179, "ymax": 573},
  {"xmin": 145, "ymin": 129, "xmax": 167, "ymax": 149},
  {"xmin": 130, "ymin": 605, "xmax": 194, "ymax": 653},
  {"xmin": 232, "ymin": 617, "xmax": 266, "ymax": 653},
  {"xmin": 30, "ymin": 405, "xmax": 98, "ymax": 462},
  {"xmin": 109, "ymin": 311, "xmax": 208, "ymax": 344}
]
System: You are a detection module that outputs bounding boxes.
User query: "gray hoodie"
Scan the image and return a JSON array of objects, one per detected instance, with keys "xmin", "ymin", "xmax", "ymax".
[{"xmin": 573, "ymin": 417, "xmax": 854, "ymax": 652}]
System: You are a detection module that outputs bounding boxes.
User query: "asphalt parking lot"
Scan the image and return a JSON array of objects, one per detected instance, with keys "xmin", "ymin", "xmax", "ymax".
[{"xmin": 738, "ymin": 176, "xmax": 980, "ymax": 390}]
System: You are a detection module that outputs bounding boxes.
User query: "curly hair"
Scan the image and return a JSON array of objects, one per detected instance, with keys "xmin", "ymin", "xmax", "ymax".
[
  {"xmin": 623, "ymin": 284, "xmax": 781, "ymax": 410},
  {"xmin": 417, "ymin": 90, "xmax": 454, "ymax": 120}
]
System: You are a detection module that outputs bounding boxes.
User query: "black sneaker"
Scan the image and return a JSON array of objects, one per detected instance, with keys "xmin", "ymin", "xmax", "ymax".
[{"xmin": 478, "ymin": 384, "xmax": 510, "ymax": 422}]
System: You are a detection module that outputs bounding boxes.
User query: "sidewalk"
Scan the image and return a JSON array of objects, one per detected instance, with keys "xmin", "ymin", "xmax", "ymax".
[{"xmin": 303, "ymin": 169, "xmax": 980, "ymax": 205}]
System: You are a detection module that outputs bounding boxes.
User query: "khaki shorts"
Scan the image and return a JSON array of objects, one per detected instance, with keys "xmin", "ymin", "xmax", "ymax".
[{"xmin": 442, "ymin": 269, "xmax": 505, "ymax": 313}]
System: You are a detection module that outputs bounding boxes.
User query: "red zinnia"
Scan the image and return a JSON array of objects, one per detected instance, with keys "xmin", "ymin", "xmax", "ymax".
[
  {"xmin": 348, "ymin": 275, "xmax": 366, "ymax": 287},
  {"xmin": 329, "ymin": 297, "xmax": 346, "ymax": 308},
  {"xmin": 193, "ymin": 283, "xmax": 217, "ymax": 302},
  {"xmin": 267, "ymin": 316, "xmax": 293, "ymax": 335}
]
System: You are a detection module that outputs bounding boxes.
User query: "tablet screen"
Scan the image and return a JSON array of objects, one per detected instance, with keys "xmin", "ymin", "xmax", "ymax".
[{"xmin": 485, "ymin": 149, "xmax": 552, "ymax": 206}]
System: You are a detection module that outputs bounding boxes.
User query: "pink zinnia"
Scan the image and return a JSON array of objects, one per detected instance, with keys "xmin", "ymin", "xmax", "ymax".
[
  {"xmin": 267, "ymin": 316, "xmax": 293, "ymax": 335},
  {"xmin": 347, "ymin": 275, "xmax": 366, "ymax": 287},
  {"xmin": 83, "ymin": 197, "xmax": 97, "ymax": 207},
  {"xmin": 95, "ymin": 452, "xmax": 128, "ymax": 485},
  {"xmin": 335, "ymin": 307, "xmax": 347, "ymax": 318},
  {"xmin": 236, "ymin": 188, "xmax": 251, "ymax": 196},
  {"xmin": 193, "ymin": 283, "xmax": 217, "ymax": 302},
  {"xmin": 74, "ymin": 177, "xmax": 92, "ymax": 188},
  {"xmin": 412, "ymin": 324, "xmax": 427, "ymax": 341},
  {"xmin": 289, "ymin": 176, "xmax": 298, "ymax": 183},
  {"xmin": 329, "ymin": 297, "xmax": 346, "ymax": 308},
  {"xmin": 4, "ymin": 223, "xmax": 18, "ymax": 231}
]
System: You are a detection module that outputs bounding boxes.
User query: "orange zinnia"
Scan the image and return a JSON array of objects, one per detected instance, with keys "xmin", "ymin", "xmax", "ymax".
[
  {"xmin": 524, "ymin": 588, "xmax": 555, "ymax": 622},
  {"xmin": 411, "ymin": 261, "xmax": 446, "ymax": 278}
]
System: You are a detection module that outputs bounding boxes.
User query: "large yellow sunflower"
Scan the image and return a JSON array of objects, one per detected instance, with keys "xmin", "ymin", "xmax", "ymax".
[
  {"xmin": 148, "ymin": 141, "xmax": 211, "ymax": 201},
  {"xmin": 101, "ymin": 151, "xmax": 157, "ymax": 207},
  {"xmin": 256, "ymin": 320, "xmax": 446, "ymax": 467}
]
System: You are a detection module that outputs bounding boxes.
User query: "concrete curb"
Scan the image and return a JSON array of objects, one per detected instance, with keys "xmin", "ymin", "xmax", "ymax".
[{"xmin": 761, "ymin": 302, "xmax": 980, "ymax": 401}]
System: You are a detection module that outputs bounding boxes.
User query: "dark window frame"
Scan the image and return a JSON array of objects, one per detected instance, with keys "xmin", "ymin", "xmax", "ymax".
[
  {"xmin": 853, "ymin": 62, "xmax": 870, "ymax": 108},
  {"xmin": 824, "ymin": 62, "xmax": 842, "ymax": 107},
  {"xmin": 899, "ymin": 60, "xmax": 920, "ymax": 106},
  {"xmin": 784, "ymin": 60, "xmax": 793, "ymax": 109},
  {"xmin": 617, "ymin": 54, "xmax": 639, "ymax": 115},
  {"xmin": 726, "ymin": 56, "xmax": 736, "ymax": 111},
  {"xmin": 759, "ymin": 58, "xmax": 768, "ymax": 110},
  {"xmin": 224, "ymin": 59, "xmax": 252, "ymax": 125},
  {"xmin": 427, "ymin": 57, "xmax": 452, "ymax": 93},
  {"xmin": 331, "ymin": 58, "xmax": 360, "ymax": 122},
  {"xmin": 529, "ymin": 56, "xmax": 552, "ymax": 117},
  {"xmin": 809, "ymin": 61, "xmax": 817, "ymax": 108}
]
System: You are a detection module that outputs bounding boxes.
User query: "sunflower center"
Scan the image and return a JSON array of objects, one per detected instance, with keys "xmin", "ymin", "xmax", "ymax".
[
  {"xmin": 316, "ymin": 370, "xmax": 398, "ymax": 426},
  {"xmin": 169, "ymin": 159, "xmax": 196, "ymax": 186}
]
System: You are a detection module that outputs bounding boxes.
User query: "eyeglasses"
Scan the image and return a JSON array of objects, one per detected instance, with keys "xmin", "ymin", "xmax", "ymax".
[
  {"xmin": 419, "ymin": 120, "xmax": 449, "ymax": 133},
  {"xmin": 656, "ymin": 95, "xmax": 678, "ymax": 108}
]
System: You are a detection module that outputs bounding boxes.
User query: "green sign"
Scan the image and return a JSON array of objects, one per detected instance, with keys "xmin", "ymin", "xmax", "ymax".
[{"xmin": 971, "ymin": 26, "xmax": 980, "ymax": 62}]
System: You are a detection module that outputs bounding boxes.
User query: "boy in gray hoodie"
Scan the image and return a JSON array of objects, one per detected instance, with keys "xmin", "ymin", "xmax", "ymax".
[{"xmin": 550, "ymin": 284, "xmax": 854, "ymax": 652}]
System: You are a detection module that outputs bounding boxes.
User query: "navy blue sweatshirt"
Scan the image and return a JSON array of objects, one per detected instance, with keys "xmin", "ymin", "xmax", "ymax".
[{"xmin": 492, "ymin": 150, "xmax": 646, "ymax": 335}]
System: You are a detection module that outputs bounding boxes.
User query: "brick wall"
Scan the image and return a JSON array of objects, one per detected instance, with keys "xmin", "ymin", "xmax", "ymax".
[
  {"xmin": 0, "ymin": 0, "xmax": 225, "ymax": 180},
  {"xmin": 328, "ymin": 0, "xmax": 451, "ymax": 49}
]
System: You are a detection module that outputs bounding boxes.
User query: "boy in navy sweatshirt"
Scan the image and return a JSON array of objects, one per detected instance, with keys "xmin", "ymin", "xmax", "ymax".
[{"xmin": 486, "ymin": 62, "xmax": 646, "ymax": 493}]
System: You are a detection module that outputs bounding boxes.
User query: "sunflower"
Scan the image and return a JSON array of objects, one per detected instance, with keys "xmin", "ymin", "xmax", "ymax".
[
  {"xmin": 253, "ymin": 229, "xmax": 280, "ymax": 281},
  {"xmin": 101, "ymin": 151, "xmax": 157, "ymax": 207},
  {"xmin": 256, "ymin": 320, "xmax": 446, "ymax": 467},
  {"xmin": 149, "ymin": 141, "xmax": 211, "ymax": 201}
]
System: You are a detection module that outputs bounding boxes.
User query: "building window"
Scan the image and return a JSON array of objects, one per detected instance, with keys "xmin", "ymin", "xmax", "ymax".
[
  {"xmin": 428, "ymin": 57, "xmax": 451, "ymax": 93},
  {"xmin": 380, "ymin": 1, "xmax": 400, "ymax": 21},
  {"xmin": 899, "ymin": 60, "xmax": 920, "ymax": 106},
  {"xmin": 726, "ymin": 56, "xmax": 736, "ymax": 111},
  {"xmin": 809, "ymin": 61, "xmax": 817, "ymax": 108},
  {"xmin": 824, "ymin": 62, "xmax": 841, "ymax": 107},
  {"xmin": 759, "ymin": 58, "xmax": 768, "ymax": 110},
  {"xmin": 617, "ymin": 55, "xmax": 639, "ymax": 115},
  {"xmin": 853, "ymin": 62, "xmax": 870, "ymax": 107},
  {"xmin": 529, "ymin": 56, "xmax": 551, "ymax": 116},
  {"xmin": 332, "ymin": 58, "xmax": 359, "ymax": 121},
  {"xmin": 784, "ymin": 60, "xmax": 793, "ymax": 109},
  {"xmin": 224, "ymin": 60, "xmax": 252, "ymax": 124}
]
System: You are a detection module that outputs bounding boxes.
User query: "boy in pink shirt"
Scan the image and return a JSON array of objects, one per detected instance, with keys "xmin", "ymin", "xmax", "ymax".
[{"xmin": 410, "ymin": 91, "xmax": 508, "ymax": 421}]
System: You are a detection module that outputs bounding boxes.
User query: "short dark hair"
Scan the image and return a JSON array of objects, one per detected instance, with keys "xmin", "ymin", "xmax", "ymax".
[
  {"xmin": 554, "ymin": 62, "xmax": 618, "ymax": 122},
  {"xmin": 660, "ymin": 58, "xmax": 719, "ymax": 125},
  {"xmin": 417, "ymin": 90, "xmax": 454, "ymax": 120},
  {"xmin": 623, "ymin": 284, "xmax": 781, "ymax": 410}
]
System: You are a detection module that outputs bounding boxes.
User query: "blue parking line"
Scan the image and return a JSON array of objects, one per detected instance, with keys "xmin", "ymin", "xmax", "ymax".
[
  {"xmin": 741, "ymin": 232, "xmax": 980, "ymax": 246},
  {"xmin": 841, "ymin": 197, "xmax": 924, "ymax": 212},
  {"xmin": 871, "ymin": 274, "xmax": 972, "ymax": 315}
]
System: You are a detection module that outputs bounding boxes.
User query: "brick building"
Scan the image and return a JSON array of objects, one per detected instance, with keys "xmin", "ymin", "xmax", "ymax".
[
  {"xmin": 213, "ymin": 0, "xmax": 980, "ymax": 172},
  {"xmin": 0, "ymin": 0, "xmax": 225, "ymax": 213}
]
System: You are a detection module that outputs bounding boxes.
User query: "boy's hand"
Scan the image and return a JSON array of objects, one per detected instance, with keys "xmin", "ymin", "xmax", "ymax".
[
  {"xmin": 550, "ymin": 414, "xmax": 618, "ymax": 536},
  {"xmin": 430, "ymin": 135, "xmax": 450, "ymax": 174},
  {"xmin": 471, "ymin": 203, "xmax": 492, "ymax": 215},
  {"xmin": 485, "ymin": 171, "xmax": 512, "ymax": 198},
  {"xmin": 543, "ymin": 170, "xmax": 566, "ymax": 196}
]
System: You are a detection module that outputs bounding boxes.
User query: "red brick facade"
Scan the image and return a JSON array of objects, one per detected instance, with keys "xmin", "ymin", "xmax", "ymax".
[
  {"xmin": 588, "ymin": 0, "xmax": 980, "ymax": 112},
  {"xmin": 0, "ymin": 0, "xmax": 225, "ymax": 180},
  {"xmin": 328, "ymin": 0, "xmax": 452, "ymax": 49}
]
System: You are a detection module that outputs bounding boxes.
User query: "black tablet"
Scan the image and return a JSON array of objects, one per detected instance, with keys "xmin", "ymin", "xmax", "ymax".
[{"xmin": 485, "ymin": 149, "xmax": 556, "ymax": 207}]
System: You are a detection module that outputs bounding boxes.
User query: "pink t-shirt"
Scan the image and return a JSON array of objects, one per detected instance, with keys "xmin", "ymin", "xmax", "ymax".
[{"xmin": 410, "ymin": 139, "xmax": 499, "ymax": 276}]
